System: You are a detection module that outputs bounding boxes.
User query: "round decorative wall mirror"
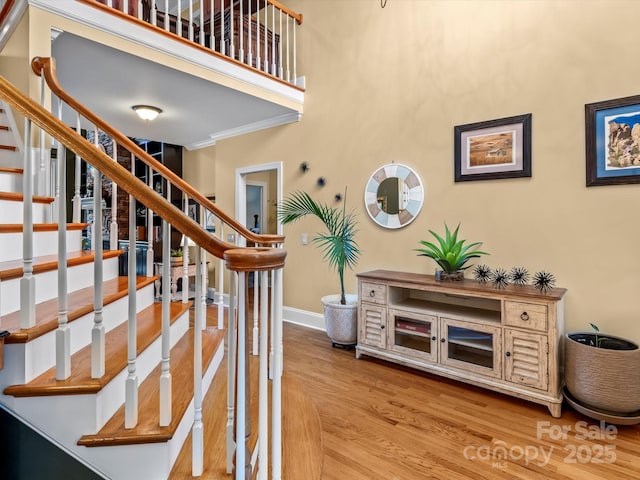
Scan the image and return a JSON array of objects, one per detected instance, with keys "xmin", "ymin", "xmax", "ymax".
[{"xmin": 364, "ymin": 163, "xmax": 424, "ymax": 229}]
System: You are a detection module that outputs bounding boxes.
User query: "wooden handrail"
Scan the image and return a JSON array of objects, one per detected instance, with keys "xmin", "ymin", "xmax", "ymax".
[
  {"xmin": 0, "ymin": 73, "xmax": 287, "ymax": 270},
  {"xmin": 266, "ymin": 0, "xmax": 303, "ymax": 25},
  {"xmin": 0, "ymin": 0, "xmax": 15, "ymax": 26},
  {"xmin": 31, "ymin": 56, "xmax": 285, "ymax": 247}
]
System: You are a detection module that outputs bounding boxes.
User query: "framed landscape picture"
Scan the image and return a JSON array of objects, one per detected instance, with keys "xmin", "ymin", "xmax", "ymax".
[
  {"xmin": 585, "ymin": 94, "xmax": 640, "ymax": 186},
  {"xmin": 454, "ymin": 114, "xmax": 532, "ymax": 182}
]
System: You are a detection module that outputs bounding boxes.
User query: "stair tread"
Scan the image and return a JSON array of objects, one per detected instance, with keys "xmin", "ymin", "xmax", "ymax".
[
  {"xmin": 0, "ymin": 222, "xmax": 88, "ymax": 233},
  {"xmin": 0, "ymin": 191, "xmax": 54, "ymax": 204},
  {"xmin": 0, "ymin": 125, "xmax": 9, "ymax": 131},
  {"xmin": 4, "ymin": 302, "xmax": 191, "ymax": 397},
  {"xmin": 0, "ymin": 249, "xmax": 123, "ymax": 282},
  {"xmin": 0, "ymin": 167, "xmax": 22, "ymax": 174},
  {"xmin": 0, "ymin": 145, "xmax": 16, "ymax": 151},
  {"xmin": 78, "ymin": 326, "xmax": 224, "ymax": 446},
  {"xmin": 1, "ymin": 274, "xmax": 154, "ymax": 343}
]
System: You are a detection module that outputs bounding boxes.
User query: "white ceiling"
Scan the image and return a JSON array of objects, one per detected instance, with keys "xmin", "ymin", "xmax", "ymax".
[{"xmin": 51, "ymin": 31, "xmax": 297, "ymax": 149}]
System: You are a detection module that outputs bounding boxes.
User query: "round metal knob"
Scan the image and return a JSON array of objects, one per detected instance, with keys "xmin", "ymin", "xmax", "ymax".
[
  {"xmin": 431, "ymin": 336, "xmax": 436, "ymax": 341},
  {"xmin": 506, "ymin": 351, "xmax": 511, "ymax": 357},
  {"xmin": 369, "ymin": 290, "xmax": 375, "ymax": 297},
  {"xmin": 441, "ymin": 337, "xmax": 446, "ymax": 343},
  {"xmin": 520, "ymin": 312, "xmax": 529, "ymax": 321},
  {"xmin": 380, "ymin": 324, "xmax": 385, "ymax": 330}
]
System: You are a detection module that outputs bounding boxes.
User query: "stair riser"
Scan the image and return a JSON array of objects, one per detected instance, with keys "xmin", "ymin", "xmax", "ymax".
[
  {"xmin": 75, "ymin": 341, "xmax": 223, "ymax": 480},
  {"xmin": 0, "ymin": 284, "xmax": 155, "ymax": 386},
  {"xmin": 0, "ymin": 128, "xmax": 16, "ymax": 148},
  {"xmin": 0, "ymin": 229, "xmax": 83, "ymax": 263},
  {"xmin": 1, "ymin": 257, "xmax": 121, "ymax": 316},
  {"xmin": 3, "ymin": 310, "xmax": 192, "ymax": 458},
  {"xmin": 0, "ymin": 170, "xmax": 22, "ymax": 192},
  {"xmin": 0, "ymin": 199, "xmax": 50, "ymax": 223},
  {"xmin": 0, "ymin": 150, "xmax": 23, "ymax": 169}
]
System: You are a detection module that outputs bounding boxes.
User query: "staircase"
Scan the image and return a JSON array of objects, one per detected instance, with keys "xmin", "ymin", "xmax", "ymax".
[{"xmin": 0, "ymin": 92, "xmax": 225, "ymax": 479}]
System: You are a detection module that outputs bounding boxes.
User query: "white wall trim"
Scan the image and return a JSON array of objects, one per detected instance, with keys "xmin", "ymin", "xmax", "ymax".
[
  {"xmin": 282, "ymin": 306, "xmax": 325, "ymax": 332},
  {"xmin": 186, "ymin": 112, "xmax": 302, "ymax": 150}
]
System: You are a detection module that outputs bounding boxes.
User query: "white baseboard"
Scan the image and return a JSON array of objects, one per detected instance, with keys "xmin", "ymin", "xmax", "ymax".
[
  {"xmin": 282, "ymin": 306, "xmax": 325, "ymax": 332},
  {"xmin": 213, "ymin": 294, "xmax": 326, "ymax": 331}
]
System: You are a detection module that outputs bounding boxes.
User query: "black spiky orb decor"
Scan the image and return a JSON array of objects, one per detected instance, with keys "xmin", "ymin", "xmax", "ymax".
[
  {"xmin": 473, "ymin": 264, "xmax": 492, "ymax": 283},
  {"xmin": 509, "ymin": 267, "xmax": 530, "ymax": 286},
  {"xmin": 533, "ymin": 271, "xmax": 556, "ymax": 293},
  {"xmin": 491, "ymin": 268, "xmax": 509, "ymax": 289}
]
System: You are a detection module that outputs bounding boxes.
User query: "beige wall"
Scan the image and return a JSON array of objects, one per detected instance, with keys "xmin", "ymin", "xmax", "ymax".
[{"xmin": 189, "ymin": 1, "xmax": 638, "ymax": 342}]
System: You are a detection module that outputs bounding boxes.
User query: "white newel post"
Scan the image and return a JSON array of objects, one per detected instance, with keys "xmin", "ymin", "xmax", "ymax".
[
  {"xmin": 252, "ymin": 268, "xmax": 259, "ymax": 356},
  {"xmin": 20, "ymin": 118, "xmax": 35, "ymax": 329},
  {"xmin": 55, "ymin": 144, "xmax": 70, "ymax": 380},
  {"xmin": 236, "ymin": 270, "xmax": 247, "ymax": 480}
]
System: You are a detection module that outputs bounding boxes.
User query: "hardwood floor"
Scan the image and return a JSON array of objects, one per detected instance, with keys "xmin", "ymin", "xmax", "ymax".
[{"xmin": 173, "ymin": 305, "xmax": 640, "ymax": 480}]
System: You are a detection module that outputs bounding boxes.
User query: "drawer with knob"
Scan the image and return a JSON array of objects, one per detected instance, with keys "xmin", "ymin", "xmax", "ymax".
[
  {"xmin": 504, "ymin": 301, "xmax": 547, "ymax": 332},
  {"xmin": 360, "ymin": 281, "xmax": 387, "ymax": 305}
]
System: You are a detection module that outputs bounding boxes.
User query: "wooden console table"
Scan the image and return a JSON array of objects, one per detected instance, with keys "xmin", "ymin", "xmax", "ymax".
[
  {"xmin": 357, "ymin": 270, "xmax": 567, "ymax": 417},
  {"xmin": 154, "ymin": 261, "xmax": 208, "ymax": 302}
]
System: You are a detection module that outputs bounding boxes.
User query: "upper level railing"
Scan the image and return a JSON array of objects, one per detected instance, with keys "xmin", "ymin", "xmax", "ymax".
[
  {"xmin": 86, "ymin": 0, "xmax": 304, "ymax": 87},
  {"xmin": 0, "ymin": 57, "xmax": 287, "ymax": 479}
]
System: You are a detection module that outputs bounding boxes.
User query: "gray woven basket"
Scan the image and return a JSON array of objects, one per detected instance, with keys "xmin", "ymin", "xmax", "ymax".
[{"xmin": 565, "ymin": 332, "xmax": 640, "ymax": 414}]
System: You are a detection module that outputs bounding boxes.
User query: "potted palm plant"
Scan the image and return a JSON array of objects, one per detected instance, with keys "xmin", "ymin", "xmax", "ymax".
[
  {"xmin": 278, "ymin": 190, "xmax": 360, "ymax": 347},
  {"xmin": 415, "ymin": 223, "xmax": 488, "ymax": 280}
]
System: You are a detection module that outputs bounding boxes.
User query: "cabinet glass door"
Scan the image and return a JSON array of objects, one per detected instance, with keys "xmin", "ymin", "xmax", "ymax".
[
  {"xmin": 388, "ymin": 309, "xmax": 437, "ymax": 362},
  {"xmin": 440, "ymin": 318, "xmax": 501, "ymax": 378}
]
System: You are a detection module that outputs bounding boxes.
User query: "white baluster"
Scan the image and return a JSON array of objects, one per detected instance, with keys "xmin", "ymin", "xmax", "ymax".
[
  {"xmin": 188, "ymin": 0, "xmax": 194, "ymax": 42},
  {"xmin": 285, "ymin": 14, "xmax": 290, "ymax": 82},
  {"xmin": 252, "ymin": 269, "xmax": 258, "ymax": 355},
  {"xmin": 293, "ymin": 14, "xmax": 297, "ymax": 84},
  {"xmin": 257, "ymin": 269, "xmax": 269, "ymax": 480},
  {"xmin": 229, "ymin": 0, "xmax": 235, "ymax": 59},
  {"xmin": 91, "ymin": 155, "xmax": 105, "ymax": 379},
  {"xmin": 160, "ymin": 186, "xmax": 172, "ymax": 426},
  {"xmin": 123, "ymin": 0, "xmax": 128, "ymax": 15},
  {"xmin": 216, "ymin": 222, "xmax": 225, "ymax": 330},
  {"xmin": 20, "ymin": 118, "xmax": 35, "ymax": 329},
  {"xmin": 137, "ymin": 0, "xmax": 142, "ymax": 20},
  {"xmin": 164, "ymin": 0, "xmax": 169, "ymax": 31},
  {"xmin": 239, "ymin": 0, "xmax": 244, "ymax": 63},
  {"xmin": 72, "ymin": 113, "xmax": 81, "ymax": 223},
  {"xmin": 247, "ymin": 0, "xmax": 252, "ymax": 67},
  {"xmin": 151, "ymin": 0, "xmax": 157, "ymax": 26},
  {"xmin": 182, "ymin": 196, "xmax": 190, "ymax": 304},
  {"xmin": 271, "ymin": 5, "xmax": 276, "ymax": 76},
  {"xmin": 269, "ymin": 268, "xmax": 275, "ymax": 380},
  {"xmin": 177, "ymin": 0, "xmax": 183, "ymax": 37},
  {"xmin": 146, "ymin": 163, "xmax": 154, "ymax": 277},
  {"xmin": 272, "ymin": 267, "xmax": 283, "ymax": 480},
  {"xmin": 125, "ymin": 153, "xmax": 138, "ymax": 429},
  {"xmin": 220, "ymin": 0, "xmax": 226, "ymax": 56},
  {"xmin": 226, "ymin": 268, "xmax": 237, "ymax": 474},
  {"xmin": 278, "ymin": 8, "xmax": 283, "ymax": 79},
  {"xmin": 110, "ymin": 139, "xmax": 118, "ymax": 251},
  {"xmin": 38, "ymin": 75, "xmax": 47, "ymax": 202},
  {"xmin": 255, "ymin": 0, "xmax": 260, "ymax": 69},
  {"xmin": 55, "ymin": 144, "xmax": 70, "ymax": 379},
  {"xmin": 192, "ymin": 243, "xmax": 204, "ymax": 475}
]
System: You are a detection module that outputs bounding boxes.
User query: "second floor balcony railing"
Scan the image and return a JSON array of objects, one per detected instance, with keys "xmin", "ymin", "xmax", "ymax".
[{"xmin": 91, "ymin": 0, "xmax": 304, "ymax": 87}]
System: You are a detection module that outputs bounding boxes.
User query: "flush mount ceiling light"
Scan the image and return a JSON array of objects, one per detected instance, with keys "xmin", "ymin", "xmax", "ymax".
[{"xmin": 132, "ymin": 105, "xmax": 162, "ymax": 121}]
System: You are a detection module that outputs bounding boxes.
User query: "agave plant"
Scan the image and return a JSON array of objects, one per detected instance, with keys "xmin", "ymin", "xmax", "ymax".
[
  {"xmin": 415, "ymin": 223, "xmax": 488, "ymax": 273},
  {"xmin": 277, "ymin": 190, "xmax": 360, "ymax": 305}
]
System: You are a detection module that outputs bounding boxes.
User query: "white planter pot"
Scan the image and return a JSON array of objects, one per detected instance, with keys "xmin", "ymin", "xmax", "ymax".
[{"xmin": 321, "ymin": 294, "xmax": 358, "ymax": 347}]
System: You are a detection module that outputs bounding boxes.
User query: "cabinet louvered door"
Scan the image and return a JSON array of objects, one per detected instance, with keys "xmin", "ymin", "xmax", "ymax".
[
  {"xmin": 359, "ymin": 304, "xmax": 386, "ymax": 349},
  {"xmin": 504, "ymin": 329, "xmax": 548, "ymax": 390}
]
